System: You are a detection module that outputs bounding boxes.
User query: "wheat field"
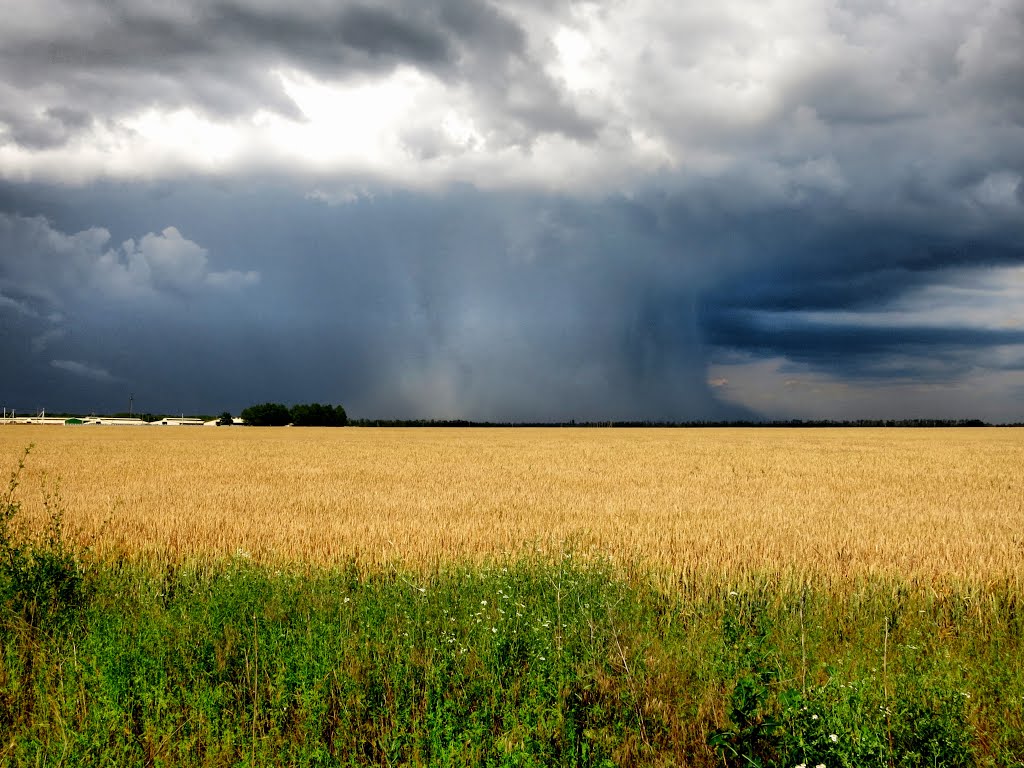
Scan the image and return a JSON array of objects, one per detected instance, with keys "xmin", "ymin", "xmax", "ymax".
[{"xmin": 3, "ymin": 425, "xmax": 1022, "ymax": 586}]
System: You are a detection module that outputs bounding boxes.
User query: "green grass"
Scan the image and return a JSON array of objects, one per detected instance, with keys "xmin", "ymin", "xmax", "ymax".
[{"xmin": 2, "ymin": 555, "xmax": 1024, "ymax": 767}]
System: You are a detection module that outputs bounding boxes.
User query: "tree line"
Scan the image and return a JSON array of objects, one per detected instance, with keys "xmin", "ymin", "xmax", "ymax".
[
  {"xmin": 346, "ymin": 418, "xmax": 992, "ymax": 428},
  {"xmin": 237, "ymin": 402, "xmax": 348, "ymax": 427}
]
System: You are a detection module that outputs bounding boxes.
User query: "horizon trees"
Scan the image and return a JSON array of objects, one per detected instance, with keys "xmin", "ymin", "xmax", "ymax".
[
  {"xmin": 239, "ymin": 402, "xmax": 347, "ymax": 427},
  {"xmin": 290, "ymin": 403, "xmax": 347, "ymax": 427}
]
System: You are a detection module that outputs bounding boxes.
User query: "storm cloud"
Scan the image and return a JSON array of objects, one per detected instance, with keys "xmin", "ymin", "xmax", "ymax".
[{"xmin": 1, "ymin": 1, "xmax": 1023, "ymax": 421}]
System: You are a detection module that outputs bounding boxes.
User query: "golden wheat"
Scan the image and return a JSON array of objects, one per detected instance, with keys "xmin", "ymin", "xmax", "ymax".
[{"xmin": 3, "ymin": 425, "xmax": 1022, "ymax": 585}]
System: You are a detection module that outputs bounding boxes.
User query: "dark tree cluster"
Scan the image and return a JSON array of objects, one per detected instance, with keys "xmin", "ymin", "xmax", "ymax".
[
  {"xmin": 239, "ymin": 402, "xmax": 347, "ymax": 427},
  {"xmin": 239, "ymin": 402, "xmax": 291, "ymax": 426},
  {"xmin": 290, "ymin": 403, "xmax": 348, "ymax": 427}
]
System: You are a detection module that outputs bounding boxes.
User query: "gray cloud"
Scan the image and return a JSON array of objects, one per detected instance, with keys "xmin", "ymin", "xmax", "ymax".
[
  {"xmin": 2, "ymin": 2, "xmax": 1023, "ymax": 421},
  {"xmin": 51, "ymin": 358, "xmax": 118, "ymax": 382},
  {"xmin": 31, "ymin": 326, "xmax": 66, "ymax": 354},
  {"xmin": 0, "ymin": 182, "xmax": 751, "ymax": 420},
  {"xmin": 0, "ymin": 211, "xmax": 261, "ymax": 412},
  {"xmin": 0, "ymin": 213, "xmax": 259, "ymax": 308},
  {"xmin": 2, "ymin": 0, "xmax": 1019, "ymax": 201},
  {"xmin": 0, "ymin": 103, "xmax": 94, "ymax": 149},
  {"xmin": 0, "ymin": 289, "xmax": 40, "ymax": 318},
  {"xmin": 0, "ymin": 0, "xmax": 595, "ymax": 154},
  {"xmin": 2, "ymin": 175, "xmax": 1024, "ymax": 420}
]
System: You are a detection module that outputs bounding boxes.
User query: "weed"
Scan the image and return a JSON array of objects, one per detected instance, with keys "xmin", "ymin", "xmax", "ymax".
[
  {"xmin": 708, "ymin": 594, "xmax": 783, "ymax": 767},
  {"xmin": 0, "ymin": 445, "xmax": 88, "ymax": 627}
]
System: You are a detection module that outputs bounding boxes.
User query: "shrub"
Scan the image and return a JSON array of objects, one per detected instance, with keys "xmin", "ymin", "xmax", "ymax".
[{"xmin": 0, "ymin": 446, "xmax": 88, "ymax": 628}]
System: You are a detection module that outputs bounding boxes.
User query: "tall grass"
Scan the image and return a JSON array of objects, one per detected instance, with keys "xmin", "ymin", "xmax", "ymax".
[{"xmin": 2, "ymin": 555, "xmax": 1023, "ymax": 766}]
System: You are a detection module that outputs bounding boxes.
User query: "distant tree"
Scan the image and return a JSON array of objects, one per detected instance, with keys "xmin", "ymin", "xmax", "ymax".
[
  {"xmin": 289, "ymin": 403, "xmax": 348, "ymax": 427},
  {"xmin": 239, "ymin": 402, "xmax": 291, "ymax": 426},
  {"xmin": 217, "ymin": 412, "xmax": 234, "ymax": 426}
]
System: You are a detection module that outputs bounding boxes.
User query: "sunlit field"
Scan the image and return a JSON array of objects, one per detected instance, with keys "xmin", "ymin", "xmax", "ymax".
[
  {"xmin": 4, "ymin": 425, "xmax": 1022, "ymax": 586},
  {"xmin": 4, "ymin": 425, "xmax": 1024, "ymax": 765}
]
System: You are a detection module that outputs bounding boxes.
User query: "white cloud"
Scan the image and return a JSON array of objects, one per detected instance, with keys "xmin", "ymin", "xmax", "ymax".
[
  {"xmin": 119, "ymin": 226, "xmax": 210, "ymax": 293},
  {"xmin": 3, "ymin": 0, "xmax": 1014, "ymax": 203},
  {"xmin": 0, "ymin": 213, "xmax": 260, "ymax": 305}
]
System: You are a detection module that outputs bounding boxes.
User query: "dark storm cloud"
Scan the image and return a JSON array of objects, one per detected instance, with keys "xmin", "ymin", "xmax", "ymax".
[
  {"xmin": 688, "ymin": 179, "xmax": 1024, "ymax": 382},
  {"xmin": 706, "ymin": 309, "xmax": 1024, "ymax": 380},
  {"xmin": 5, "ymin": 162, "xmax": 1024, "ymax": 420},
  {"xmin": 705, "ymin": 226, "xmax": 1024, "ymax": 314},
  {"xmin": 2, "ymin": 2, "xmax": 1024, "ymax": 420},
  {"xmin": 0, "ymin": 180, "xmax": 750, "ymax": 420}
]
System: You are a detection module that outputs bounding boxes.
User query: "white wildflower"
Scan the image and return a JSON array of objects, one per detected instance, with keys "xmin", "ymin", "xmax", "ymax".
[{"xmin": 829, "ymin": 734, "xmax": 838, "ymax": 743}]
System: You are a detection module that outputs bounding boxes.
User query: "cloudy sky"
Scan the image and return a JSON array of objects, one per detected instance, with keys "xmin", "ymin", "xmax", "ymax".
[{"xmin": 2, "ymin": 0, "xmax": 1023, "ymax": 422}]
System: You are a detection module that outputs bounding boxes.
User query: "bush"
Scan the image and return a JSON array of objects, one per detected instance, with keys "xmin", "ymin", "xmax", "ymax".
[
  {"xmin": 706, "ymin": 594, "xmax": 976, "ymax": 768},
  {"xmin": 776, "ymin": 672, "xmax": 974, "ymax": 768},
  {"xmin": 0, "ymin": 446, "xmax": 88, "ymax": 628}
]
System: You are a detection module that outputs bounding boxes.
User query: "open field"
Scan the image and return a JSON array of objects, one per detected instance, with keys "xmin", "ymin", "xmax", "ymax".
[
  {"xmin": 3, "ymin": 427, "xmax": 1024, "ymax": 765},
  {"xmin": 3, "ymin": 425, "xmax": 1022, "ymax": 586}
]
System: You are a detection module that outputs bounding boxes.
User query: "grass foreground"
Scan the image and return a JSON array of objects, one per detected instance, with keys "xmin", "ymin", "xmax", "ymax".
[{"xmin": 2, "ymin": 554, "xmax": 1024, "ymax": 767}]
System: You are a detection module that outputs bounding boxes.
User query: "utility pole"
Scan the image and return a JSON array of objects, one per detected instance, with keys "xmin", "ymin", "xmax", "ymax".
[{"xmin": 129, "ymin": 393, "xmax": 134, "ymax": 417}]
